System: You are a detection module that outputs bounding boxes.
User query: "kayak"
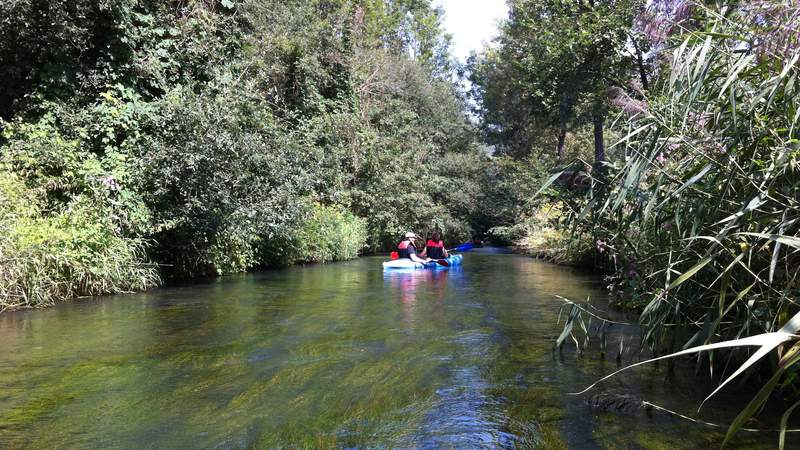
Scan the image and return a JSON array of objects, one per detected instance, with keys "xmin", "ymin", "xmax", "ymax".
[{"xmin": 382, "ymin": 254, "xmax": 463, "ymax": 270}]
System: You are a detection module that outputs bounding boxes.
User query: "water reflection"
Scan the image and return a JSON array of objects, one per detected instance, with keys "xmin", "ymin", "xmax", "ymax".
[{"xmin": 383, "ymin": 268, "xmax": 460, "ymax": 328}]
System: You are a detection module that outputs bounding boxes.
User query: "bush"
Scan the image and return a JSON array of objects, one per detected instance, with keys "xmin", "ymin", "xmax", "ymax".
[
  {"xmin": 0, "ymin": 107, "xmax": 159, "ymax": 309},
  {"xmin": 260, "ymin": 203, "xmax": 366, "ymax": 267},
  {"xmin": 296, "ymin": 203, "xmax": 367, "ymax": 263},
  {"xmin": 475, "ymin": 155, "xmax": 551, "ymax": 242},
  {"xmin": 0, "ymin": 171, "xmax": 159, "ymax": 310},
  {"xmin": 491, "ymin": 202, "xmax": 593, "ymax": 266},
  {"xmin": 136, "ymin": 79, "xmax": 320, "ymax": 276}
]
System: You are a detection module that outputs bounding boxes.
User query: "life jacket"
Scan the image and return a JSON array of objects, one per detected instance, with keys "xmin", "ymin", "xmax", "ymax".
[
  {"xmin": 425, "ymin": 239, "xmax": 445, "ymax": 259},
  {"xmin": 397, "ymin": 240, "xmax": 416, "ymax": 259}
]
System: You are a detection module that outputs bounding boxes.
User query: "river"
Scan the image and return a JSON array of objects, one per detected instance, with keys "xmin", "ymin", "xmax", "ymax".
[{"xmin": 0, "ymin": 253, "xmax": 785, "ymax": 448}]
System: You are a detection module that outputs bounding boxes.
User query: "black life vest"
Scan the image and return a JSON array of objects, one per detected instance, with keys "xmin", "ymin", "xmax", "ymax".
[
  {"xmin": 397, "ymin": 240, "xmax": 417, "ymax": 259},
  {"xmin": 425, "ymin": 239, "xmax": 445, "ymax": 259}
]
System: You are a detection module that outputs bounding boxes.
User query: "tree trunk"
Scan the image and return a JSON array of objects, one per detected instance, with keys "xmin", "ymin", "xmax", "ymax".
[
  {"xmin": 556, "ymin": 126, "xmax": 566, "ymax": 163},
  {"xmin": 631, "ymin": 38, "xmax": 649, "ymax": 91},
  {"xmin": 636, "ymin": 50, "xmax": 649, "ymax": 92},
  {"xmin": 556, "ymin": 89, "xmax": 576, "ymax": 164},
  {"xmin": 593, "ymin": 111, "xmax": 605, "ymax": 163}
]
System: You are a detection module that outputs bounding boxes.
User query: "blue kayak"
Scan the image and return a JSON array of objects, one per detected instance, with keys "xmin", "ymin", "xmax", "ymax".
[{"xmin": 382, "ymin": 254, "xmax": 463, "ymax": 270}]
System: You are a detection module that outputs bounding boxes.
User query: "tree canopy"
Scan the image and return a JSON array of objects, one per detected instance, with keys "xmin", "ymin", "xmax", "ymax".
[
  {"xmin": 0, "ymin": 0, "xmax": 488, "ymax": 306},
  {"xmin": 470, "ymin": 0, "xmax": 644, "ymax": 163}
]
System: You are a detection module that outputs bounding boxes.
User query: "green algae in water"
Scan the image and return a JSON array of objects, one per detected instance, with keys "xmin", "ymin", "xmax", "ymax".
[
  {"xmin": 592, "ymin": 411, "xmax": 775, "ymax": 450},
  {"xmin": 0, "ymin": 255, "xmax": 792, "ymax": 448}
]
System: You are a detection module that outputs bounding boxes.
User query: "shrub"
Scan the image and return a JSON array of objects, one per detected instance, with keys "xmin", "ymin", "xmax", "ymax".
[
  {"xmin": 260, "ymin": 202, "xmax": 366, "ymax": 267},
  {"xmin": 0, "ymin": 170, "xmax": 159, "ymax": 310},
  {"xmin": 135, "ymin": 79, "xmax": 318, "ymax": 276},
  {"xmin": 492, "ymin": 202, "xmax": 593, "ymax": 266},
  {"xmin": 476, "ymin": 155, "xmax": 552, "ymax": 242},
  {"xmin": 296, "ymin": 203, "xmax": 367, "ymax": 263}
]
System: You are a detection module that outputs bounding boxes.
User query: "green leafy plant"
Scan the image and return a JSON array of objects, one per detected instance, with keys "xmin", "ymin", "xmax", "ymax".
[
  {"xmin": 544, "ymin": 2, "xmax": 800, "ymax": 445},
  {"xmin": 0, "ymin": 170, "xmax": 159, "ymax": 311}
]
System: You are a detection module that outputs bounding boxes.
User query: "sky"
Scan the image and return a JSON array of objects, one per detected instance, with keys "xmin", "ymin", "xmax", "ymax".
[{"xmin": 433, "ymin": 0, "xmax": 509, "ymax": 63}]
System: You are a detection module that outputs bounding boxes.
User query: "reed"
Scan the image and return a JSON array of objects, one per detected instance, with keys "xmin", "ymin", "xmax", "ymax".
[
  {"xmin": 0, "ymin": 171, "xmax": 160, "ymax": 311},
  {"xmin": 548, "ymin": 3, "xmax": 800, "ymax": 446}
]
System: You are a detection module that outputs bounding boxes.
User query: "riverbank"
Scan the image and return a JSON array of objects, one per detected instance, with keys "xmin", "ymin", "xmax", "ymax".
[
  {"xmin": 495, "ymin": 202, "xmax": 595, "ymax": 269},
  {"xmin": 0, "ymin": 200, "xmax": 367, "ymax": 312},
  {"xmin": 0, "ymin": 0, "xmax": 489, "ymax": 313}
]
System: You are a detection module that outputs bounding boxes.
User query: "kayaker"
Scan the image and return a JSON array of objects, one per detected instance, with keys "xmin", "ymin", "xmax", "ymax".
[
  {"xmin": 397, "ymin": 232, "xmax": 431, "ymax": 264},
  {"xmin": 422, "ymin": 232, "xmax": 448, "ymax": 260}
]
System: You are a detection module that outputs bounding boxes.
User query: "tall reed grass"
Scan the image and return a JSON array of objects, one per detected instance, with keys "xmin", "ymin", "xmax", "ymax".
[
  {"xmin": 0, "ymin": 171, "xmax": 160, "ymax": 311},
  {"xmin": 547, "ymin": 2, "xmax": 800, "ymax": 446}
]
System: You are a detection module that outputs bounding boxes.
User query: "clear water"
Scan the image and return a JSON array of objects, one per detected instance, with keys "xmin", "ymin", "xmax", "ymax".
[{"xmin": 0, "ymin": 253, "xmax": 785, "ymax": 448}]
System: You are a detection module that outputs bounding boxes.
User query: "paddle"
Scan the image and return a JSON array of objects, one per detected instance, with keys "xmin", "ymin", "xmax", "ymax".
[{"xmin": 448, "ymin": 242, "xmax": 474, "ymax": 252}]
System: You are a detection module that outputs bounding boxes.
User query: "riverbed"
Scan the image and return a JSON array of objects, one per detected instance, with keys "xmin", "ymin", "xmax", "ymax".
[{"xmin": 0, "ymin": 253, "xmax": 784, "ymax": 448}]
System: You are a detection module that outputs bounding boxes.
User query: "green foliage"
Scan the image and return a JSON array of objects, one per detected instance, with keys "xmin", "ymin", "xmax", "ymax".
[
  {"xmin": 346, "ymin": 49, "xmax": 484, "ymax": 249},
  {"xmin": 0, "ymin": 90, "xmax": 159, "ymax": 309},
  {"xmin": 469, "ymin": 0, "xmax": 645, "ymax": 161},
  {"xmin": 0, "ymin": 0, "xmax": 483, "ymax": 306},
  {"xmin": 4, "ymin": 89, "xmax": 154, "ymax": 224},
  {"xmin": 261, "ymin": 203, "xmax": 367, "ymax": 267},
  {"xmin": 350, "ymin": 144, "xmax": 484, "ymax": 249},
  {"xmin": 0, "ymin": 170, "xmax": 159, "ymax": 310},
  {"xmin": 355, "ymin": 0, "xmax": 453, "ymax": 75},
  {"xmin": 474, "ymin": 155, "xmax": 551, "ymax": 239},
  {"xmin": 491, "ymin": 202, "xmax": 593, "ymax": 266},
  {"xmin": 572, "ymin": 3, "xmax": 800, "ymax": 339},
  {"xmin": 135, "ymin": 79, "xmax": 318, "ymax": 276},
  {"xmin": 549, "ymin": 2, "xmax": 800, "ymax": 443},
  {"xmin": 0, "ymin": 0, "xmax": 245, "ymax": 120}
]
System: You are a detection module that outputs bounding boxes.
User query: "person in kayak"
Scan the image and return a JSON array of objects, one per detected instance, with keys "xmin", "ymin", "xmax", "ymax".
[
  {"xmin": 397, "ymin": 232, "xmax": 431, "ymax": 264},
  {"xmin": 421, "ymin": 232, "xmax": 448, "ymax": 260}
]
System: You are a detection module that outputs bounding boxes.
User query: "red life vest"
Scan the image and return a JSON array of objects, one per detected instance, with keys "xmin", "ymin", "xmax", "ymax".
[
  {"xmin": 425, "ymin": 240, "xmax": 445, "ymax": 259},
  {"xmin": 397, "ymin": 240, "xmax": 416, "ymax": 259}
]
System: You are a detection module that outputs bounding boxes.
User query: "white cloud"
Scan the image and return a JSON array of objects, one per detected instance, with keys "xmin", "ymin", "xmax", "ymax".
[{"xmin": 434, "ymin": 0, "xmax": 508, "ymax": 63}]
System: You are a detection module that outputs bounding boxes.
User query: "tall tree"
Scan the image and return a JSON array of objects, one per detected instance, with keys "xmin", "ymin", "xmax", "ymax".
[
  {"xmin": 471, "ymin": 0, "xmax": 644, "ymax": 165},
  {"xmin": 356, "ymin": 0, "xmax": 453, "ymax": 76}
]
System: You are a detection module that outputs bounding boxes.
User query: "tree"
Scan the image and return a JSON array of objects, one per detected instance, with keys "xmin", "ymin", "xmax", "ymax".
[
  {"xmin": 0, "ymin": 0, "xmax": 485, "ymax": 295},
  {"xmin": 471, "ymin": 0, "xmax": 645, "ymax": 166}
]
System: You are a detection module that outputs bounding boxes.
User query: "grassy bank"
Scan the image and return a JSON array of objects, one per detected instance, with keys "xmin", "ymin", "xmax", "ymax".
[
  {"xmin": 0, "ymin": 170, "xmax": 159, "ymax": 311},
  {"xmin": 0, "ymin": 170, "xmax": 368, "ymax": 311},
  {"xmin": 491, "ymin": 202, "xmax": 594, "ymax": 267}
]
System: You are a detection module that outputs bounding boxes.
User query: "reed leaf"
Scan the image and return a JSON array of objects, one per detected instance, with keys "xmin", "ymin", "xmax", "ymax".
[
  {"xmin": 572, "ymin": 311, "xmax": 800, "ymax": 396},
  {"xmin": 780, "ymin": 399, "xmax": 800, "ymax": 450},
  {"xmin": 549, "ymin": 3, "xmax": 800, "ymax": 444},
  {"xmin": 667, "ymin": 256, "xmax": 713, "ymax": 291}
]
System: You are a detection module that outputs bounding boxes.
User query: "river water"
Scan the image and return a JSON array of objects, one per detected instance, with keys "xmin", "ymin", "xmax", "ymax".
[{"xmin": 0, "ymin": 253, "xmax": 786, "ymax": 448}]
